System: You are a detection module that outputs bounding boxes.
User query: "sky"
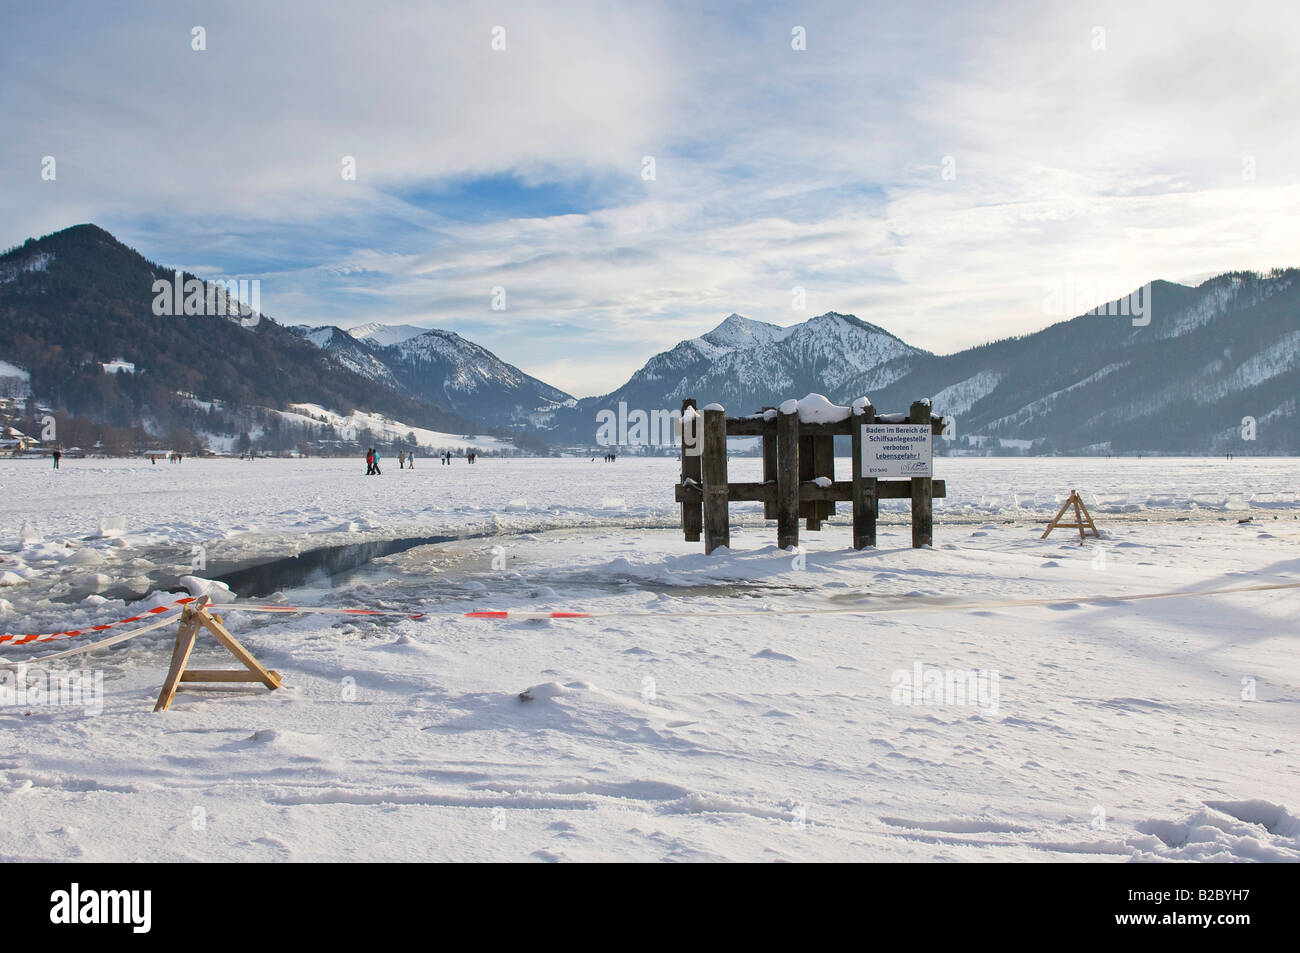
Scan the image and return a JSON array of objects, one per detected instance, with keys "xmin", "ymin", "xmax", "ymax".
[{"xmin": 4, "ymin": 0, "xmax": 1299, "ymax": 397}]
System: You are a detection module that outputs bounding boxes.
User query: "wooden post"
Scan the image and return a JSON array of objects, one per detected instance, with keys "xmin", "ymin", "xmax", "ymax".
[
  {"xmin": 761, "ymin": 408, "xmax": 777, "ymax": 519},
  {"xmin": 154, "ymin": 605, "xmax": 202, "ymax": 712},
  {"xmin": 851, "ymin": 400, "xmax": 877, "ymax": 549},
  {"xmin": 813, "ymin": 435, "xmax": 836, "ymax": 522},
  {"xmin": 701, "ymin": 405, "xmax": 730, "ymax": 554},
  {"xmin": 680, "ymin": 399, "xmax": 702, "ymax": 542},
  {"xmin": 798, "ymin": 434, "xmax": 816, "ymax": 528},
  {"xmin": 909, "ymin": 400, "xmax": 933, "ymax": 548},
  {"xmin": 776, "ymin": 404, "xmax": 800, "ymax": 550}
]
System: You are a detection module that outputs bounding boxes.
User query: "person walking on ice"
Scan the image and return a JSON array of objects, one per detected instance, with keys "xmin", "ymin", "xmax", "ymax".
[
  {"xmin": 365, "ymin": 447, "xmax": 375, "ymax": 475},
  {"xmin": 51, "ymin": 448, "xmax": 61, "ymax": 469}
]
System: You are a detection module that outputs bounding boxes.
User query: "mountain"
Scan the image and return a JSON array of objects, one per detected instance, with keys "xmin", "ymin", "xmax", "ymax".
[
  {"xmin": 869, "ymin": 272, "xmax": 1300, "ymax": 454},
  {"xmin": 548, "ymin": 273, "xmax": 1300, "ymax": 454},
  {"xmin": 0, "ymin": 224, "xmax": 474, "ymax": 449},
  {"xmin": 346, "ymin": 322, "xmax": 429, "ymax": 347},
  {"xmin": 546, "ymin": 311, "xmax": 923, "ymax": 444},
  {"xmin": 294, "ymin": 324, "xmax": 574, "ymax": 423}
]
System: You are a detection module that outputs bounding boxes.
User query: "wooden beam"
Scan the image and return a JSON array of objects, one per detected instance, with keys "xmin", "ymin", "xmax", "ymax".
[
  {"xmin": 675, "ymin": 479, "xmax": 944, "ymax": 504},
  {"xmin": 909, "ymin": 400, "xmax": 934, "ymax": 548},
  {"xmin": 701, "ymin": 406, "xmax": 730, "ymax": 554},
  {"xmin": 776, "ymin": 406, "xmax": 800, "ymax": 550},
  {"xmin": 813, "ymin": 434, "xmax": 836, "ymax": 522},
  {"xmin": 153, "ymin": 606, "xmax": 202, "ymax": 712},
  {"xmin": 680, "ymin": 399, "xmax": 702, "ymax": 542},
  {"xmin": 199, "ymin": 612, "xmax": 283, "ymax": 690},
  {"xmin": 760, "ymin": 408, "xmax": 777, "ymax": 519},
  {"xmin": 799, "ymin": 434, "xmax": 818, "ymax": 528},
  {"xmin": 727, "ymin": 416, "xmax": 947, "ymax": 437},
  {"xmin": 180, "ymin": 669, "xmax": 283, "ymax": 682},
  {"xmin": 851, "ymin": 401, "xmax": 877, "ymax": 549}
]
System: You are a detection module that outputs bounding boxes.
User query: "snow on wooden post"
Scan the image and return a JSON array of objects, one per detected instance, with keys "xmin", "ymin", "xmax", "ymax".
[
  {"xmin": 701, "ymin": 405, "xmax": 730, "ymax": 554},
  {"xmin": 680, "ymin": 399, "xmax": 702, "ymax": 542},
  {"xmin": 909, "ymin": 399, "xmax": 933, "ymax": 548},
  {"xmin": 776, "ymin": 402, "xmax": 800, "ymax": 550},
  {"xmin": 851, "ymin": 397, "xmax": 877, "ymax": 549}
]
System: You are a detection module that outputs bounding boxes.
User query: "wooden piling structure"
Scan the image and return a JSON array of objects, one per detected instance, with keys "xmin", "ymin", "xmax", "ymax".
[{"xmin": 674, "ymin": 395, "xmax": 946, "ymax": 552}]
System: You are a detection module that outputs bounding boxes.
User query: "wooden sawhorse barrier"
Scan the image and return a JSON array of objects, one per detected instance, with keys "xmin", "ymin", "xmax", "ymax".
[
  {"xmin": 154, "ymin": 595, "xmax": 282, "ymax": 711},
  {"xmin": 675, "ymin": 397, "xmax": 946, "ymax": 553},
  {"xmin": 1041, "ymin": 489, "xmax": 1101, "ymax": 544}
]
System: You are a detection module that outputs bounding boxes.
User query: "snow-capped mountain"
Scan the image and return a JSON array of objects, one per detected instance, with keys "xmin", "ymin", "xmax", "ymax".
[
  {"xmin": 548, "ymin": 271, "xmax": 1300, "ymax": 454},
  {"xmin": 549, "ymin": 311, "xmax": 923, "ymax": 443},
  {"xmin": 296, "ymin": 325, "xmax": 399, "ymax": 389},
  {"xmin": 605, "ymin": 311, "xmax": 917, "ymax": 410},
  {"xmin": 295, "ymin": 323, "xmax": 574, "ymax": 424},
  {"xmin": 869, "ymin": 270, "xmax": 1300, "ymax": 454},
  {"xmin": 347, "ymin": 322, "xmax": 430, "ymax": 347}
]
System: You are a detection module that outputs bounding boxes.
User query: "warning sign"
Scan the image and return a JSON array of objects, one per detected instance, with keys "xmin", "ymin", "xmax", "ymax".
[{"xmin": 862, "ymin": 424, "xmax": 932, "ymax": 478}]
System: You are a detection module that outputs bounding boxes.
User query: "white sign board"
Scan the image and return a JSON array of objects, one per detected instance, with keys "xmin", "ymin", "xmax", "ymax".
[{"xmin": 861, "ymin": 424, "xmax": 932, "ymax": 478}]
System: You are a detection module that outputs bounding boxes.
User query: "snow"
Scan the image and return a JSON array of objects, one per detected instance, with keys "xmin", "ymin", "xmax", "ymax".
[
  {"xmin": 932, "ymin": 372, "xmax": 998, "ymax": 418},
  {"xmin": 790, "ymin": 393, "xmax": 851, "ymax": 423},
  {"xmin": 346, "ymin": 322, "xmax": 431, "ymax": 347},
  {"xmin": 0, "ymin": 360, "xmax": 30, "ymax": 382},
  {"xmin": 0, "ymin": 251, "xmax": 53, "ymax": 283},
  {"xmin": 283, "ymin": 403, "xmax": 513, "ymax": 453},
  {"xmin": 0, "ymin": 456, "xmax": 1297, "ymax": 862}
]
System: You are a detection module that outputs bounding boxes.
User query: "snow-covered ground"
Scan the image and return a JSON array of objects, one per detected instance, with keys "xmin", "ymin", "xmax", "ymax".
[{"xmin": 1, "ymin": 457, "xmax": 1297, "ymax": 861}]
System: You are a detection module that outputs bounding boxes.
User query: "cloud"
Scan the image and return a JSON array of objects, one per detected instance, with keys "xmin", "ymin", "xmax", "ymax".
[{"xmin": 4, "ymin": 0, "xmax": 1299, "ymax": 397}]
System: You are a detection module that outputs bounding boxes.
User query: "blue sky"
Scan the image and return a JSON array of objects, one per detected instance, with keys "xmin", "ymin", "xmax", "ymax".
[{"xmin": 4, "ymin": 0, "xmax": 1299, "ymax": 396}]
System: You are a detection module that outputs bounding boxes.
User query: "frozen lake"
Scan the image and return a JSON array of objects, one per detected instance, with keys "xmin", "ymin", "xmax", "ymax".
[{"xmin": 1, "ymin": 456, "xmax": 1297, "ymax": 861}]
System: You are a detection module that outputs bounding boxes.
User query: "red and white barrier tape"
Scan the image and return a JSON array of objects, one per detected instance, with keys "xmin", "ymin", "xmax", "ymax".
[
  {"xmin": 0, "ymin": 596, "xmax": 199, "ymax": 646},
  {"xmin": 4, "ymin": 578, "xmax": 1297, "ymax": 667}
]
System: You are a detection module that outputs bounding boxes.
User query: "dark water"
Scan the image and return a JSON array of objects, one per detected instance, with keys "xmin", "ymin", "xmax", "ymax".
[
  {"xmin": 83, "ymin": 533, "xmax": 464, "ymax": 602},
  {"xmin": 211, "ymin": 534, "xmax": 459, "ymax": 597}
]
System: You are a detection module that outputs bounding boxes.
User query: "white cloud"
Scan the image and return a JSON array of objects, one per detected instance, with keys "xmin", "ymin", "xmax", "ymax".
[{"xmin": 4, "ymin": 0, "xmax": 1299, "ymax": 397}]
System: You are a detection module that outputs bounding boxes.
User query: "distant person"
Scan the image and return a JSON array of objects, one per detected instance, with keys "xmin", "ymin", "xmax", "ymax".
[
  {"xmin": 51, "ymin": 448, "xmax": 61, "ymax": 469},
  {"xmin": 399, "ymin": 451, "xmax": 406, "ymax": 469},
  {"xmin": 408, "ymin": 452, "xmax": 414, "ymax": 469},
  {"xmin": 372, "ymin": 449, "xmax": 382, "ymax": 475},
  {"xmin": 365, "ymin": 447, "xmax": 375, "ymax": 475}
]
